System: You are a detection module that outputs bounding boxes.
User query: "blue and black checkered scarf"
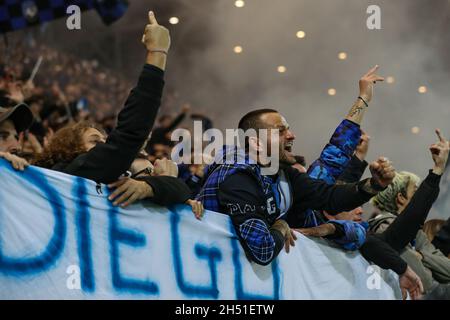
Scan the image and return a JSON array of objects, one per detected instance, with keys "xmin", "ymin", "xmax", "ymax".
[{"xmin": 196, "ymin": 145, "xmax": 276, "ymax": 215}]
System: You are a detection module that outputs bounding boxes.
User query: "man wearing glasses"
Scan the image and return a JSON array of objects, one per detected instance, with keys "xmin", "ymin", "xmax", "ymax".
[{"xmin": 0, "ymin": 103, "xmax": 34, "ymax": 171}]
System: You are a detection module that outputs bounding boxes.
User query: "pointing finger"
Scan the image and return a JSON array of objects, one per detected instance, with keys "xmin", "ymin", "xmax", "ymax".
[
  {"xmin": 364, "ymin": 65, "xmax": 379, "ymax": 77},
  {"xmin": 435, "ymin": 128, "xmax": 445, "ymax": 143},
  {"xmin": 148, "ymin": 11, "xmax": 158, "ymax": 25}
]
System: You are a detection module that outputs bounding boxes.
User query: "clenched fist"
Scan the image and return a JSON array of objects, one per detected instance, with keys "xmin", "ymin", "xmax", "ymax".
[
  {"xmin": 141, "ymin": 11, "xmax": 171, "ymax": 53},
  {"xmin": 369, "ymin": 157, "xmax": 395, "ymax": 188},
  {"xmin": 153, "ymin": 158, "xmax": 178, "ymax": 177}
]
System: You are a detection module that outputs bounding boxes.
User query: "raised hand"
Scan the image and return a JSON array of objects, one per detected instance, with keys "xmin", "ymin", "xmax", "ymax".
[
  {"xmin": 369, "ymin": 157, "xmax": 395, "ymax": 189},
  {"xmin": 153, "ymin": 158, "xmax": 178, "ymax": 177},
  {"xmin": 430, "ymin": 129, "xmax": 450, "ymax": 175},
  {"xmin": 181, "ymin": 103, "xmax": 191, "ymax": 114},
  {"xmin": 141, "ymin": 11, "xmax": 171, "ymax": 53},
  {"xmin": 23, "ymin": 132, "xmax": 43, "ymax": 154},
  {"xmin": 359, "ymin": 65, "xmax": 384, "ymax": 103}
]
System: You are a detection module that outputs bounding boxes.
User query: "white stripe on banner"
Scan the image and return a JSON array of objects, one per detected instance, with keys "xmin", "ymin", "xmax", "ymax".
[{"xmin": 0, "ymin": 159, "xmax": 401, "ymax": 299}]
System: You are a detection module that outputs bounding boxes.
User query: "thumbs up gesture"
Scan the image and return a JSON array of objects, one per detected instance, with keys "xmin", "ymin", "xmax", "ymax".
[{"xmin": 141, "ymin": 11, "xmax": 171, "ymax": 54}]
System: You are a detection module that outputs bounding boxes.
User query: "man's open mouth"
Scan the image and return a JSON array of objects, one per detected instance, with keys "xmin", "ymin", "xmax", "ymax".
[{"xmin": 284, "ymin": 141, "xmax": 293, "ymax": 153}]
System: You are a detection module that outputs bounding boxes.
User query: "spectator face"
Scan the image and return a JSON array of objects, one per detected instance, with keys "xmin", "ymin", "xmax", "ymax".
[
  {"xmin": 152, "ymin": 143, "xmax": 171, "ymax": 159},
  {"xmin": 0, "ymin": 120, "xmax": 20, "ymax": 153},
  {"xmin": 325, "ymin": 207, "xmax": 364, "ymax": 222},
  {"xmin": 258, "ymin": 112, "xmax": 296, "ymax": 166},
  {"xmin": 82, "ymin": 127, "xmax": 106, "ymax": 151}
]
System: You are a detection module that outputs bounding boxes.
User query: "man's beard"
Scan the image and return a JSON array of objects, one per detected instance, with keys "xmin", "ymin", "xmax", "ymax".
[{"xmin": 279, "ymin": 145, "xmax": 296, "ymax": 166}]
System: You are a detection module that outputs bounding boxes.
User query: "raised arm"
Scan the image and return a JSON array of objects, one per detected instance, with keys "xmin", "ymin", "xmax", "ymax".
[
  {"xmin": 380, "ymin": 129, "xmax": 449, "ymax": 251},
  {"xmin": 308, "ymin": 66, "xmax": 383, "ymax": 184},
  {"xmin": 64, "ymin": 11, "xmax": 171, "ymax": 183},
  {"xmin": 346, "ymin": 65, "xmax": 384, "ymax": 125}
]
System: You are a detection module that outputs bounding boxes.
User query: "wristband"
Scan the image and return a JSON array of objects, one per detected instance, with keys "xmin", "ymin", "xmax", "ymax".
[
  {"xmin": 149, "ymin": 49, "xmax": 168, "ymax": 55},
  {"xmin": 357, "ymin": 96, "xmax": 369, "ymax": 108}
]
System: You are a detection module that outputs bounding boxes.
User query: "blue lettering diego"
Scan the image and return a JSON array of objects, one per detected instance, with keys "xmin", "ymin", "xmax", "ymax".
[
  {"xmin": 107, "ymin": 192, "xmax": 159, "ymax": 294},
  {"xmin": 0, "ymin": 163, "xmax": 66, "ymax": 275},
  {"xmin": 0, "ymin": 161, "xmax": 287, "ymax": 298},
  {"xmin": 73, "ymin": 177, "xmax": 95, "ymax": 292},
  {"xmin": 229, "ymin": 220, "xmax": 280, "ymax": 299},
  {"xmin": 170, "ymin": 210, "xmax": 222, "ymax": 299}
]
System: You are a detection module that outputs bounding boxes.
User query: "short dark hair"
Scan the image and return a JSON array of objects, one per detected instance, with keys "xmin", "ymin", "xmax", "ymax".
[{"xmin": 238, "ymin": 108, "xmax": 278, "ymax": 132}]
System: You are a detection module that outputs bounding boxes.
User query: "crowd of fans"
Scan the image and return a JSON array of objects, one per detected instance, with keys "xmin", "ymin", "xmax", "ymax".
[{"xmin": 0, "ymin": 11, "xmax": 449, "ymax": 300}]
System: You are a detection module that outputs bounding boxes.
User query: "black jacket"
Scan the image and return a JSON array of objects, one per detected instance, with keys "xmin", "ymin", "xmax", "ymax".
[
  {"xmin": 218, "ymin": 165, "xmax": 378, "ymax": 265},
  {"xmin": 136, "ymin": 176, "xmax": 192, "ymax": 207},
  {"xmin": 53, "ymin": 65, "xmax": 164, "ymax": 183},
  {"xmin": 337, "ymin": 154, "xmax": 368, "ymax": 183}
]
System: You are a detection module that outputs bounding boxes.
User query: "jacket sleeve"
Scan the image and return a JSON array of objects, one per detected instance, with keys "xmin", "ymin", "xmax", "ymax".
[
  {"xmin": 432, "ymin": 217, "xmax": 450, "ymax": 256},
  {"xmin": 327, "ymin": 220, "xmax": 367, "ymax": 251},
  {"xmin": 307, "ymin": 119, "xmax": 361, "ymax": 184},
  {"xmin": 136, "ymin": 176, "xmax": 191, "ymax": 206},
  {"xmin": 369, "ymin": 217, "xmax": 393, "ymax": 234},
  {"xmin": 63, "ymin": 65, "xmax": 164, "ymax": 183},
  {"xmin": 288, "ymin": 167, "xmax": 377, "ymax": 214},
  {"xmin": 218, "ymin": 172, "xmax": 285, "ymax": 266},
  {"xmin": 399, "ymin": 247, "xmax": 436, "ymax": 292},
  {"xmin": 416, "ymin": 230, "xmax": 450, "ymax": 283},
  {"xmin": 360, "ymin": 234, "xmax": 408, "ymax": 275},
  {"xmin": 337, "ymin": 155, "xmax": 368, "ymax": 183}
]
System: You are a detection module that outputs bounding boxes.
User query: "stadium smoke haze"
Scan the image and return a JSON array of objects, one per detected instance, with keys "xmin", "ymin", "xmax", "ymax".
[
  {"xmin": 163, "ymin": 0, "xmax": 450, "ymax": 218},
  {"xmin": 14, "ymin": 0, "xmax": 450, "ymax": 217}
]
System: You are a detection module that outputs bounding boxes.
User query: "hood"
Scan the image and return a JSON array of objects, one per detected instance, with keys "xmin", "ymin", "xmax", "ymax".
[{"xmin": 368, "ymin": 211, "xmax": 397, "ymax": 232}]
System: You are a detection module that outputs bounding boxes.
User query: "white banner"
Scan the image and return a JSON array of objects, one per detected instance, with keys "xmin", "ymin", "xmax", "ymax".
[{"xmin": 0, "ymin": 159, "xmax": 401, "ymax": 299}]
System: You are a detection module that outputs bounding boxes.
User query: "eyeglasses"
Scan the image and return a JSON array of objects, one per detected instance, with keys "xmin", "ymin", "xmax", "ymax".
[{"xmin": 131, "ymin": 166, "xmax": 154, "ymax": 178}]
